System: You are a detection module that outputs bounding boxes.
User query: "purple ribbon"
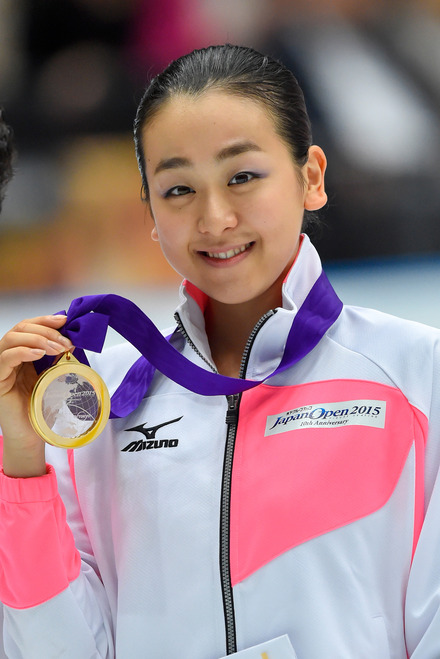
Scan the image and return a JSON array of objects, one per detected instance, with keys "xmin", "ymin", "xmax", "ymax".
[{"xmin": 35, "ymin": 271, "xmax": 342, "ymax": 418}]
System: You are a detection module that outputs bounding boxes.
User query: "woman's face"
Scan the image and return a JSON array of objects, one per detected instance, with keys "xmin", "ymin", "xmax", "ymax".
[{"xmin": 142, "ymin": 90, "xmax": 326, "ymax": 307}]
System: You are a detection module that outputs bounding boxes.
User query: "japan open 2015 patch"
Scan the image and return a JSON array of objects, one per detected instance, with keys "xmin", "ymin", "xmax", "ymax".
[{"xmin": 265, "ymin": 399, "xmax": 387, "ymax": 436}]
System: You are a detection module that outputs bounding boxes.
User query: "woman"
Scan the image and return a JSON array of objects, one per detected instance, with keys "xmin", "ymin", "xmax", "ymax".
[{"xmin": 0, "ymin": 45, "xmax": 439, "ymax": 658}]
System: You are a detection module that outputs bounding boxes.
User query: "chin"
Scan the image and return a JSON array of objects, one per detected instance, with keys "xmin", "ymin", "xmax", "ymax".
[{"xmin": 209, "ymin": 289, "xmax": 259, "ymax": 307}]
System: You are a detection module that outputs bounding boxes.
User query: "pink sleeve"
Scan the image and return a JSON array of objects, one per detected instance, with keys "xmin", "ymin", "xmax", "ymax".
[{"xmin": 0, "ymin": 464, "xmax": 81, "ymax": 609}]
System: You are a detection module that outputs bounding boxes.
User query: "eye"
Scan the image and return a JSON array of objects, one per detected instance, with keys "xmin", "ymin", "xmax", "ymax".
[
  {"xmin": 164, "ymin": 185, "xmax": 194, "ymax": 198},
  {"xmin": 228, "ymin": 171, "xmax": 259, "ymax": 186}
]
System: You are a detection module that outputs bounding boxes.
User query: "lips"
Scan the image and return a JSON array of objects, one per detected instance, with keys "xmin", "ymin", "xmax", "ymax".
[{"xmin": 201, "ymin": 242, "xmax": 253, "ymax": 260}]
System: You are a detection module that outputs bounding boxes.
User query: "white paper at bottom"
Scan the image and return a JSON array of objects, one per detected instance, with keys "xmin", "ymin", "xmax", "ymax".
[{"xmin": 218, "ymin": 634, "xmax": 298, "ymax": 659}]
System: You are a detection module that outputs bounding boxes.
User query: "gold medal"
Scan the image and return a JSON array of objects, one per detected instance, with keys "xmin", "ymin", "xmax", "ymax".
[{"xmin": 29, "ymin": 352, "xmax": 111, "ymax": 449}]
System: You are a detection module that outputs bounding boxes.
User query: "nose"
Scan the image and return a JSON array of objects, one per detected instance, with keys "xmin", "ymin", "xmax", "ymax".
[{"xmin": 197, "ymin": 190, "xmax": 238, "ymax": 236}]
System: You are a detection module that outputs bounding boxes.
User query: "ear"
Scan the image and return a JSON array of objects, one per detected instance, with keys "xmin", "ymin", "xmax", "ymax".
[
  {"xmin": 146, "ymin": 202, "xmax": 160, "ymax": 242},
  {"xmin": 303, "ymin": 145, "xmax": 327, "ymax": 211}
]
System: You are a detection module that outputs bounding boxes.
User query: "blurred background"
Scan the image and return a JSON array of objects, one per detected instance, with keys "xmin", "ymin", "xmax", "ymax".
[{"xmin": 1, "ymin": 0, "xmax": 440, "ymax": 340}]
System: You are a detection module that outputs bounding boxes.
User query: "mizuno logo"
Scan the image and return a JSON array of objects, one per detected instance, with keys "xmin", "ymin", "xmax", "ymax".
[{"xmin": 122, "ymin": 416, "xmax": 183, "ymax": 452}]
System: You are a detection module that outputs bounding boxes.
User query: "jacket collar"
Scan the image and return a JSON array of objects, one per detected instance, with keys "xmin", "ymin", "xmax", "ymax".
[{"xmin": 174, "ymin": 235, "xmax": 338, "ymax": 379}]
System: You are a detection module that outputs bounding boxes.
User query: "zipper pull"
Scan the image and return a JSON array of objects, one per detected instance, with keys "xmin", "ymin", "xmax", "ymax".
[{"xmin": 225, "ymin": 393, "xmax": 240, "ymax": 425}]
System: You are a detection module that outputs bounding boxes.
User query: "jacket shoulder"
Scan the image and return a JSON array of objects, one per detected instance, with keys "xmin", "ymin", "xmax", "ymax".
[{"xmin": 330, "ymin": 305, "xmax": 440, "ymax": 412}]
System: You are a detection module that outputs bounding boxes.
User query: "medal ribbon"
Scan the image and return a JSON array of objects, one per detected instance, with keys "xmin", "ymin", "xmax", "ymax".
[{"xmin": 36, "ymin": 271, "xmax": 342, "ymax": 418}]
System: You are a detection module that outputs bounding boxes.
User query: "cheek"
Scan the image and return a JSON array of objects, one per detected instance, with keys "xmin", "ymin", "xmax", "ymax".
[
  {"xmin": 155, "ymin": 229, "xmax": 175, "ymax": 256},
  {"xmin": 154, "ymin": 236, "xmax": 185, "ymax": 278},
  {"xmin": 154, "ymin": 224, "xmax": 188, "ymax": 266}
]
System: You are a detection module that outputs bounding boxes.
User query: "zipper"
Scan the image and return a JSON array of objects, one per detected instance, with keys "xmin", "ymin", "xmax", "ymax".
[
  {"xmin": 220, "ymin": 309, "xmax": 276, "ymax": 655},
  {"xmin": 174, "ymin": 312, "xmax": 218, "ymax": 373},
  {"xmin": 239, "ymin": 310, "xmax": 276, "ymax": 377},
  {"xmin": 175, "ymin": 307, "xmax": 277, "ymax": 655},
  {"xmin": 220, "ymin": 392, "xmax": 240, "ymax": 654}
]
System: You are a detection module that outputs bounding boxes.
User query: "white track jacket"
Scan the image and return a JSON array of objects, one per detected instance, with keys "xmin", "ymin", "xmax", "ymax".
[{"xmin": 1, "ymin": 236, "xmax": 440, "ymax": 658}]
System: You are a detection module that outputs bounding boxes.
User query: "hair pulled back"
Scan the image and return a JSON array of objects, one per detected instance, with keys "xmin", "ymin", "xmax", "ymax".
[{"xmin": 134, "ymin": 44, "xmax": 313, "ymax": 202}]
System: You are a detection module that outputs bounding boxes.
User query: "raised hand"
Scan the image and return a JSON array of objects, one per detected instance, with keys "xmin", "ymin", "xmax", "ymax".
[{"xmin": 0, "ymin": 315, "xmax": 73, "ymax": 477}]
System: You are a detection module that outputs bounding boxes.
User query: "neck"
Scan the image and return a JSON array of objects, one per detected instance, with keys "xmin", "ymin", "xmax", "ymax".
[{"xmin": 205, "ymin": 284, "xmax": 284, "ymax": 378}]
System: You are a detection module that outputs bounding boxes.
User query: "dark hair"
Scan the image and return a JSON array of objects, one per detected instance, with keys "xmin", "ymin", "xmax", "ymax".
[
  {"xmin": 0, "ymin": 108, "xmax": 14, "ymax": 213},
  {"xmin": 133, "ymin": 44, "xmax": 317, "ymax": 228}
]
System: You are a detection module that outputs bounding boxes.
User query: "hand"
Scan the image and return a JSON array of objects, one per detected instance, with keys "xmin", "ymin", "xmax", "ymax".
[{"xmin": 0, "ymin": 315, "xmax": 74, "ymax": 477}]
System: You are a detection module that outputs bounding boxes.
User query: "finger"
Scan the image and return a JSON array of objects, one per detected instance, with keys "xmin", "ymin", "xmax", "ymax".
[
  {"xmin": 1, "ymin": 324, "xmax": 73, "ymax": 354},
  {"xmin": 11, "ymin": 313, "xmax": 67, "ymax": 328},
  {"xmin": 1, "ymin": 315, "xmax": 70, "ymax": 351},
  {"xmin": 11, "ymin": 314, "xmax": 68, "ymax": 333},
  {"xmin": 0, "ymin": 345, "xmax": 46, "ymax": 386},
  {"xmin": 2, "ymin": 333, "xmax": 72, "ymax": 358}
]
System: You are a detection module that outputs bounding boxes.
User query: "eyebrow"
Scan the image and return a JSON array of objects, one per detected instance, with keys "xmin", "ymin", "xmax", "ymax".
[
  {"xmin": 154, "ymin": 156, "xmax": 190, "ymax": 175},
  {"xmin": 153, "ymin": 140, "xmax": 262, "ymax": 175},
  {"xmin": 216, "ymin": 141, "xmax": 262, "ymax": 161}
]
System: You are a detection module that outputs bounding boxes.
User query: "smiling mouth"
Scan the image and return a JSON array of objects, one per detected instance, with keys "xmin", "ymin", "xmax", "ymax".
[{"xmin": 202, "ymin": 242, "xmax": 253, "ymax": 260}]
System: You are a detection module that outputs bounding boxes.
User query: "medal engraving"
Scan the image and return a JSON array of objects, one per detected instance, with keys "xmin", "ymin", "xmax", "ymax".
[{"xmin": 29, "ymin": 352, "xmax": 110, "ymax": 448}]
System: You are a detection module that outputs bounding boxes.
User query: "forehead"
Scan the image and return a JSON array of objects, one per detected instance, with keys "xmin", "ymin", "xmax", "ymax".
[{"xmin": 142, "ymin": 90, "xmax": 281, "ymax": 158}]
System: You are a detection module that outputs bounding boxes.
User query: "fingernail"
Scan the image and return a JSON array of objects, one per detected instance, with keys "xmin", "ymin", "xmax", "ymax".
[
  {"xmin": 47, "ymin": 340, "xmax": 67, "ymax": 352},
  {"xmin": 58, "ymin": 335, "xmax": 73, "ymax": 347},
  {"xmin": 31, "ymin": 349, "xmax": 46, "ymax": 357},
  {"xmin": 50, "ymin": 314, "xmax": 67, "ymax": 320}
]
